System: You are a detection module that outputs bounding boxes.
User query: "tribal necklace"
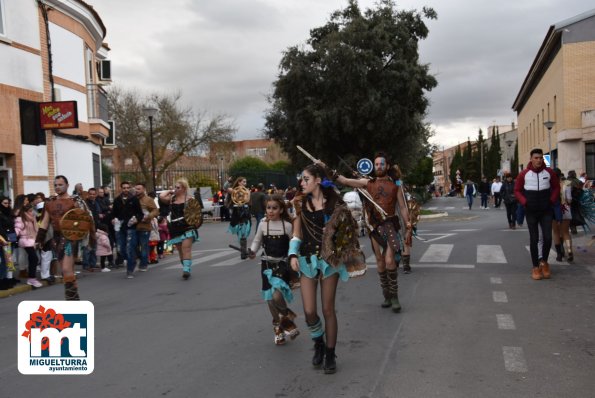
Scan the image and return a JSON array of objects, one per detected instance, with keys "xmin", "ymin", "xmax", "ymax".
[{"xmin": 300, "ymin": 208, "xmax": 324, "ymax": 244}]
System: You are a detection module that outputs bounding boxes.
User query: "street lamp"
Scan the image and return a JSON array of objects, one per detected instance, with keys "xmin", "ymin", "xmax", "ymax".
[
  {"xmin": 143, "ymin": 106, "xmax": 158, "ymax": 193},
  {"xmin": 543, "ymin": 120, "xmax": 555, "ymax": 169}
]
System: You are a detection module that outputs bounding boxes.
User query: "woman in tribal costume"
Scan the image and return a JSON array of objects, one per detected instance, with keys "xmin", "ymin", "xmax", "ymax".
[
  {"xmin": 289, "ymin": 164, "xmax": 365, "ymax": 374},
  {"xmin": 159, "ymin": 178, "xmax": 200, "ymax": 280},
  {"xmin": 227, "ymin": 177, "xmax": 251, "ymax": 259}
]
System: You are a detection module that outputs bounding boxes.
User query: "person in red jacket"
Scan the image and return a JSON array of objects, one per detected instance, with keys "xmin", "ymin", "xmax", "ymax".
[{"xmin": 514, "ymin": 148, "xmax": 560, "ymax": 280}]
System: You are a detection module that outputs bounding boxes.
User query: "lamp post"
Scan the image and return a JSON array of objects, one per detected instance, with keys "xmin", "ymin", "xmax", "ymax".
[
  {"xmin": 543, "ymin": 120, "xmax": 555, "ymax": 169},
  {"xmin": 143, "ymin": 106, "xmax": 158, "ymax": 193}
]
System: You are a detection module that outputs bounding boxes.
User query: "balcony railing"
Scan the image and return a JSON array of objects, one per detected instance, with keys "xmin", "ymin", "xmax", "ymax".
[{"xmin": 87, "ymin": 84, "xmax": 109, "ymax": 123}]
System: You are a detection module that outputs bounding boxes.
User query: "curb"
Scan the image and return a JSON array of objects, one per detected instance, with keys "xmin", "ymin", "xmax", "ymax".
[{"xmin": 0, "ymin": 278, "xmax": 63, "ymax": 299}]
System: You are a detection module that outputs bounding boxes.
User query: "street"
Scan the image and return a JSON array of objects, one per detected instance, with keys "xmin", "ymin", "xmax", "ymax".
[{"xmin": 1, "ymin": 196, "xmax": 594, "ymax": 398}]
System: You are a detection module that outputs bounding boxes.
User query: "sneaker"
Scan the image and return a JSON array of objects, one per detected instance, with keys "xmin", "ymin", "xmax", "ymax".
[
  {"xmin": 273, "ymin": 325, "xmax": 286, "ymax": 345},
  {"xmin": 126, "ymin": 273, "xmax": 134, "ymax": 279},
  {"xmin": 531, "ymin": 267, "xmax": 542, "ymax": 280},
  {"xmin": 101, "ymin": 268, "xmax": 111, "ymax": 273},
  {"xmin": 539, "ymin": 260, "xmax": 551, "ymax": 279},
  {"xmin": 27, "ymin": 278, "xmax": 43, "ymax": 288},
  {"xmin": 139, "ymin": 267, "xmax": 148, "ymax": 272}
]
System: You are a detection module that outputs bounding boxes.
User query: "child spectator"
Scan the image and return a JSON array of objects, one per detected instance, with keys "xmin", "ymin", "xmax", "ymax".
[{"xmin": 96, "ymin": 223, "xmax": 113, "ymax": 272}]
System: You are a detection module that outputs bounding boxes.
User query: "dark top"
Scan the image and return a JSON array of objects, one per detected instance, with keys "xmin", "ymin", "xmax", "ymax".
[
  {"xmin": 300, "ymin": 209, "xmax": 324, "ymax": 258},
  {"xmin": 112, "ymin": 194, "xmax": 144, "ymax": 230},
  {"xmin": 168, "ymin": 202, "xmax": 192, "ymax": 237}
]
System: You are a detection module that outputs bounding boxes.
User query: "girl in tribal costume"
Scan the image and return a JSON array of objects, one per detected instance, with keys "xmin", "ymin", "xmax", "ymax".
[
  {"xmin": 227, "ymin": 177, "xmax": 251, "ymax": 259},
  {"xmin": 289, "ymin": 164, "xmax": 366, "ymax": 374},
  {"xmin": 248, "ymin": 195, "xmax": 300, "ymax": 345},
  {"xmin": 35, "ymin": 175, "xmax": 95, "ymax": 300},
  {"xmin": 159, "ymin": 178, "xmax": 199, "ymax": 280}
]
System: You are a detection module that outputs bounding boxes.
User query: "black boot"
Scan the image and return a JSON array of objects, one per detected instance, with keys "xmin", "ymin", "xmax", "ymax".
[
  {"xmin": 240, "ymin": 238, "xmax": 247, "ymax": 260},
  {"xmin": 64, "ymin": 281, "xmax": 80, "ymax": 301},
  {"xmin": 323, "ymin": 346, "xmax": 336, "ymax": 374},
  {"xmin": 387, "ymin": 269, "xmax": 401, "ymax": 313},
  {"xmin": 402, "ymin": 255, "xmax": 412, "ymax": 274},
  {"xmin": 312, "ymin": 337, "xmax": 325, "ymax": 367},
  {"xmin": 555, "ymin": 244, "xmax": 563, "ymax": 262},
  {"xmin": 378, "ymin": 271, "xmax": 391, "ymax": 308}
]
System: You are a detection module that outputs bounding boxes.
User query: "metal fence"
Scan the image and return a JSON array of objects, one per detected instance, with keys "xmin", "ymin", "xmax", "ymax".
[{"xmin": 112, "ymin": 167, "xmax": 298, "ymax": 191}]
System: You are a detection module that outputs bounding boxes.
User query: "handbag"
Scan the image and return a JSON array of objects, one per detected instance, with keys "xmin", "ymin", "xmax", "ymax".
[{"xmin": 7, "ymin": 231, "xmax": 17, "ymax": 243}]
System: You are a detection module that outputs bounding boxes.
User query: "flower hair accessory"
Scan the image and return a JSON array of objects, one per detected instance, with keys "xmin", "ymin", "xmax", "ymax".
[{"xmin": 320, "ymin": 178, "xmax": 336, "ymax": 189}]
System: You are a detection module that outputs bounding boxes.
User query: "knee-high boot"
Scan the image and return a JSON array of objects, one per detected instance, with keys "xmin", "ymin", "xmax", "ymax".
[
  {"xmin": 387, "ymin": 269, "xmax": 401, "ymax": 313},
  {"xmin": 182, "ymin": 259, "xmax": 192, "ymax": 279},
  {"xmin": 564, "ymin": 239, "xmax": 573, "ymax": 262},
  {"xmin": 378, "ymin": 271, "xmax": 390, "ymax": 308},
  {"xmin": 63, "ymin": 276, "xmax": 80, "ymax": 301},
  {"xmin": 402, "ymin": 254, "xmax": 412, "ymax": 273}
]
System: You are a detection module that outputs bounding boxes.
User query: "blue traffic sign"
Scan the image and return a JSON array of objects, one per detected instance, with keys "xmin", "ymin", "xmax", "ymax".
[
  {"xmin": 543, "ymin": 154, "xmax": 551, "ymax": 167},
  {"xmin": 357, "ymin": 158, "xmax": 373, "ymax": 175}
]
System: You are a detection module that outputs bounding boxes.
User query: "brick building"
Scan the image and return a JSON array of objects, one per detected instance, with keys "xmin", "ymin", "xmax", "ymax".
[
  {"xmin": 0, "ymin": 0, "xmax": 111, "ymax": 199},
  {"xmin": 513, "ymin": 9, "xmax": 595, "ymax": 176}
]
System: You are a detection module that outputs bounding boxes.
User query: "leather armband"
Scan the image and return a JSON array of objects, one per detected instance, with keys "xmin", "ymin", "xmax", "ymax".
[{"xmin": 35, "ymin": 228, "xmax": 48, "ymax": 246}]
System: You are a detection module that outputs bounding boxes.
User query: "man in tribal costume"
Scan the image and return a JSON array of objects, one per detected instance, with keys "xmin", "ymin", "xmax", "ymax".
[
  {"xmin": 331, "ymin": 152, "xmax": 412, "ymax": 312},
  {"xmin": 35, "ymin": 175, "xmax": 95, "ymax": 300}
]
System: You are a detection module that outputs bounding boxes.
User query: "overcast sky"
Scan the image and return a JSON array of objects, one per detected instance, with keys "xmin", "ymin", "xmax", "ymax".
[{"xmin": 91, "ymin": 0, "xmax": 594, "ymax": 148}]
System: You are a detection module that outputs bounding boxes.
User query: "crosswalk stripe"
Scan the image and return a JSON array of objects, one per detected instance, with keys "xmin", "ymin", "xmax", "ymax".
[
  {"xmin": 502, "ymin": 346, "xmax": 528, "ymax": 372},
  {"xmin": 451, "ymin": 229, "xmax": 479, "ymax": 232},
  {"xmin": 211, "ymin": 257, "xmax": 246, "ymax": 267},
  {"xmin": 165, "ymin": 249, "xmax": 237, "ymax": 269},
  {"xmin": 477, "ymin": 245, "xmax": 507, "ymax": 263},
  {"xmin": 365, "ymin": 262, "xmax": 474, "ymax": 269},
  {"xmin": 524, "ymin": 246, "xmax": 565, "ymax": 265},
  {"xmin": 493, "ymin": 291, "xmax": 508, "ymax": 303},
  {"xmin": 419, "ymin": 244, "xmax": 453, "ymax": 263},
  {"xmin": 496, "ymin": 314, "xmax": 516, "ymax": 330}
]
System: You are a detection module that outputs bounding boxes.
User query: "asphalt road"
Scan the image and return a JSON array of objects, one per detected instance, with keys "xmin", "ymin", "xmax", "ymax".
[{"xmin": 1, "ymin": 196, "xmax": 594, "ymax": 398}]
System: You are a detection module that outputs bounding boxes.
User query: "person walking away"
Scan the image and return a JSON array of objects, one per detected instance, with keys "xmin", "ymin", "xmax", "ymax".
[
  {"xmin": 464, "ymin": 179, "xmax": 477, "ymax": 210},
  {"xmin": 478, "ymin": 177, "xmax": 490, "ymax": 209},
  {"xmin": 250, "ymin": 183, "xmax": 267, "ymax": 234},
  {"xmin": 492, "ymin": 176, "xmax": 503, "ymax": 208},
  {"xmin": 501, "ymin": 174, "xmax": 518, "ymax": 229},
  {"xmin": 248, "ymin": 195, "xmax": 300, "ymax": 345},
  {"xmin": 514, "ymin": 148, "xmax": 560, "ymax": 280}
]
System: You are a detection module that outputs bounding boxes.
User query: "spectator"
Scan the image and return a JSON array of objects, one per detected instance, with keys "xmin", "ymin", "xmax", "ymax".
[
  {"xmin": 134, "ymin": 182, "xmax": 159, "ymax": 272},
  {"xmin": 491, "ymin": 176, "xmax": 503, "ymax": 208},
  {"xmin": 95, "ymin": 223, "xmax": 113, "ymax": 272},
  {"xmin": 83, "ymin": 188, "xmax": 101, "ymax": 271},
  {"xmin": 14, "ymin": 203, "xmax": 42, "ymax": 287},
  {"xmin": 112, "ymin": 181, "xmax": 144, "ymax": 277},
  {"xmin": 157, "ymin": 216, "xmax": 169, "ymax": 259},
  {"xmin": 478, "ymin": 177, "xmax": 490, "ymax": 209},
  {"xmin": 463, "ymin": 179, "xmax": 477, "ymax": 210}
]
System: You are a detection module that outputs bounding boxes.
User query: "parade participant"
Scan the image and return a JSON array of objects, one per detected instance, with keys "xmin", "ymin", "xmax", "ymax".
[
  {"xmin": 248, "ymin": 195, "xmax": 299, "ymax": 345},
  {"xmin": 159, "ymin": 178, "xmax": 201, "ymax": 280},
  {"xmin": 35, "ymin": 175, "xmax": 95, "ymax": 300},
  {"xmin": 331, "ymin": 152, "xmax": 412, "ymax": 312},
  {"xmin": 289, "ymin": 163, "xmax": 365, "ymax": 374},
  {"xmin": 514, "ymin": 148, "xmax": 560, "ymax": 280},
  {"xmin": 227, "ymin": 177, "xmax": 251, "ymax": 259}
]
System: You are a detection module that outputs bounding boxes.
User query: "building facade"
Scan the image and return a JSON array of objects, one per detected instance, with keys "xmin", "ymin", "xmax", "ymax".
[
  {"xmin": 0, "ymin": 0, "xmax": 110, "ymax": 199},
  {"xmin": 512, "ymin": 9, "xmax": 595, "ymax": 176}
]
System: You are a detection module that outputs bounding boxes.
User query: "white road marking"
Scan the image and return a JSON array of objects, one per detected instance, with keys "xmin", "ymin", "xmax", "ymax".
[
  {"xmin": 165, "ymin": 249, "xmax": 236, "ymax": 269},
  {"xmin": 419, "ymin": 233, "xmax": 456, "ymax": 243},
  {"xmin": 490, "ymin": 277, "xmax": 503, "ymax": 284},
  {"xmin": 364, "ymin": 260, "xmax": 474, "ymax": 269},
  {"xmin": 493, "ymin": 291, "xmax": 508, "ymax": 303},
  {"xmin": 477, "ymin": 245, "xmax": 507, "ymax": 263},
  {"xmin": 211, "ymin": 257, "xmax": 246, "ymax": 267},
  {"xmin": 419, "ymin": 244, "xmax": 453, "ymax": 262},
  {"xmin": 426, "ymin": 206, "xmax": 438, "ymax": 210},
  {"xmin": 444, "ymin": 206, "xmax": 455, "ymax": 210},
  {"xmin": 502, "ymin": 346, "xmax": 528, "ymax": 372},
  {"xmin": 496, "ymin": 314, "xmax": 516, "ymax": 330},
  {"xmin": 451, "ymin": 229, "xmax": 479, "ymax": 232},
  {"xmin": 524, "ymin": 246, "xmax": 565, "ymax": 265}
]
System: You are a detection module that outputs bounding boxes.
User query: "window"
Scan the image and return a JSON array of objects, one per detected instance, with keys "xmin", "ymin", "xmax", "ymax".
[
  {"xmin": 586, "ymin": 143, "xmax": 595, "ymax": 179},
  {"xmin": 247, "ymin": 148, "xmax": 267, "ymax": 158},
  {"xmin": 0, "ymin": 0, "xmax": 5, "ymax": 36},
  {"xmin": 19, "ymin": 99, "xmax": 46, "ymax": 146}
]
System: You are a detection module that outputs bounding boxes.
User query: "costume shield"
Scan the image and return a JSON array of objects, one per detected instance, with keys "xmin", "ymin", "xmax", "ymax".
[
  {"xmin": 59, "ymin": 208, "xmax": 93, "ymax": 241},
  {"xmin": 184, "ymin": 197, "xmax": 203, "ymax": 228}
]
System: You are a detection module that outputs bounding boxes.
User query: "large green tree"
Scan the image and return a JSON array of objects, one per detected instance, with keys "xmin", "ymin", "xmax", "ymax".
[
  {"xmin": 107, "ymin": 87, "xmax": 236, "ymax": 191},
  {"xmin": 264, "ymin": 0, "xmax": 437, "ymax": 171}
]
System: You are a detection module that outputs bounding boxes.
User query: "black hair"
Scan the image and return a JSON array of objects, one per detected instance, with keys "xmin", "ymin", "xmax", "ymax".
[
  {"xmin": 530, "ymin": 148, "xmax": 543, "ymax": 156},
  {"xmin": 97, "ymin": 223, "xmax": 109, "ymax": 232},
  {"xmin": 55, "ymin": 175, "xmax": 69, "ymax": 184},
  {"xmin": 301, "ymin": 164, "xmax": 342, "ymax": 214},
  {"xmin": 120, "ymin": 181, "xmax": 130, "ymax": 188}
]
